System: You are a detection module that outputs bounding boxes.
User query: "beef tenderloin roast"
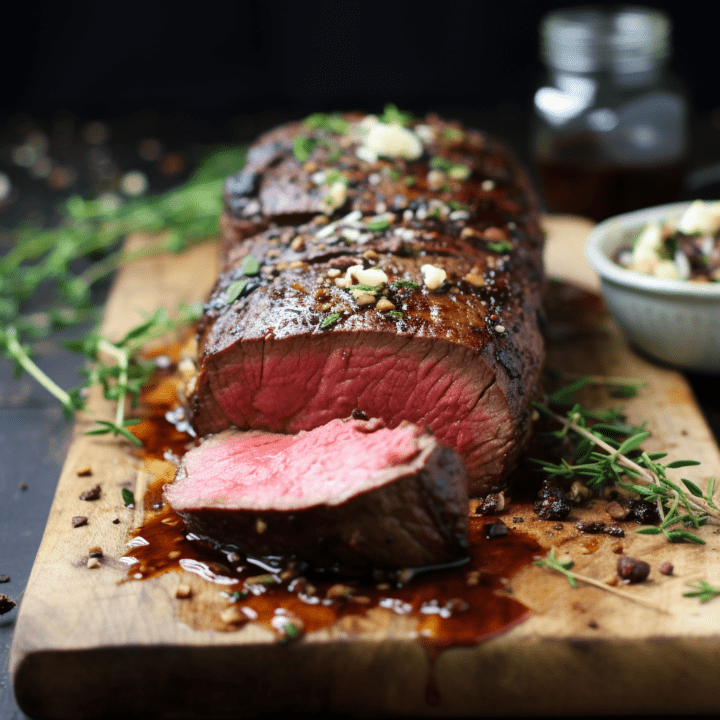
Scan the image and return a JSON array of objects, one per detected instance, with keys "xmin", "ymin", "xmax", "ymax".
[{"xmin": 189, "ymin": 111, "xmax": 545, "ymax": 498}]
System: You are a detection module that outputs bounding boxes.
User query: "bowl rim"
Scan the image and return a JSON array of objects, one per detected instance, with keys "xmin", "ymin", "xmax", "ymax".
[{"xmin": 584, "ymin": 200, "xmax": 720, "ymax": 298}]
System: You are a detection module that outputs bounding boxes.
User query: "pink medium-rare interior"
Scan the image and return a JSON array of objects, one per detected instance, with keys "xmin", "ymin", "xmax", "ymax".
[
  {"xmin": 174, "ymin": 419, "xmax": 422, "ymax": 511},
  {"xmin": 205, "ymin": 335, "xmax": 507, "ymax": 480}
]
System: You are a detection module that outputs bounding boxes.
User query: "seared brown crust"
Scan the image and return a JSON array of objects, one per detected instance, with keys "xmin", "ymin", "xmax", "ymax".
[{"xmin": 192, "ymin": 112, "xmax": 545, "ymax": 496}]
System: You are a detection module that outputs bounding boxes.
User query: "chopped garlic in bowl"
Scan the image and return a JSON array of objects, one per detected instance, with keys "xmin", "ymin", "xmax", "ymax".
[
  {"xmin": 585, "ymin": 201, "xmax": 720, "ymax": 374},
  {"xmin": 620, "ymin": 200, "xmax": 720, "ymax": 282}
]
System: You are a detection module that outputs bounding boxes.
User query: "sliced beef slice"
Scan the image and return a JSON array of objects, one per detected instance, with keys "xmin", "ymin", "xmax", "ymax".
[
  {"xmin": 164, "ymin": 418, "xmax": 469, "ymax": 574},
  {"xmin": 192, "ymin": 113, "xmax": 545, "ymax": 498}
]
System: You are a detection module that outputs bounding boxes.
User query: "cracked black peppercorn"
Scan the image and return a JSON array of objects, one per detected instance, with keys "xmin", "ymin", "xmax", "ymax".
[{"xmin": 617, "ymin": 555, "xmax": 651, "ymax": 583}]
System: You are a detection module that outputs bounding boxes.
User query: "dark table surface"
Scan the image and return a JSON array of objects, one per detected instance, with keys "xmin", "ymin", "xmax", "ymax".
[{"xmin": 2, "ymin": 106, "xmax": 720, "ymax": 720}]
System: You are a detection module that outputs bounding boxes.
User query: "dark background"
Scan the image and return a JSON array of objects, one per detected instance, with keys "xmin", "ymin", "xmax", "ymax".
[
  {"xmin": 3, "ymin": 0, "xmax": 717, "ymax": 121},
  {"xmin": 3, "ymin": 0, "xmax": 720, "ymax": 216}
]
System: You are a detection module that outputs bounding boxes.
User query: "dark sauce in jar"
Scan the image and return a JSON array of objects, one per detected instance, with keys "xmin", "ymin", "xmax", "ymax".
[{"xmin": 534, "ymin": 136, "xmax": 685, "ymax": 222}]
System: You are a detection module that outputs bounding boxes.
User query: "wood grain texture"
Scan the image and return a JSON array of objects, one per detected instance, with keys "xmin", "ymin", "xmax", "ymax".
[{"xmin": 9, "ymin": 220, "xmax": 720, "ymax": 718}]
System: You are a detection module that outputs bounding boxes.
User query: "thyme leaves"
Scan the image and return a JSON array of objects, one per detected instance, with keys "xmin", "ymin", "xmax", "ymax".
[
  {"xmin": 533, "ymin": 375, "xmax": 717, "ymax": 544},
  {"xmin": 684, "ymin": 579, "xmax": 720, "ymax": 603},
  {"xmin": 1, "ymin": 146, "xmax": 240, "ymax": 446},
  {"xmin": 533, "ymin": 549, "xmax": 670, "ymax": 613}
]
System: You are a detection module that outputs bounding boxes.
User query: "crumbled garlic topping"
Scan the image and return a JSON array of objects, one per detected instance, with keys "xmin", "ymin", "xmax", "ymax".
[
  {"xmin": 653, "ymin": 260, "xmax": 681, "ymax": 280},
  {"xmin": 354, "ymin": 293, "xmax": 377, "ymax": 306},
  {"xmin": 346, "ymin": 265, "xmax": 389, "ymax": 287},
  {"xmin": 358, "ymin": 122, "xmax": 424, "ymax": 163},
  {"xmin": 322, "ymin": 181, "xmax": 347, "ymax": 214},
  {"xmin": 376, "ymin": 298, "xmax": 396, "ymax": 312},
  {"xmin": 421, "ymin": 264, "xmax": 447, "ymax": 290},
  {"xmin": 175, "ymin": 584, "xmax": 192, "ymax": 599}
]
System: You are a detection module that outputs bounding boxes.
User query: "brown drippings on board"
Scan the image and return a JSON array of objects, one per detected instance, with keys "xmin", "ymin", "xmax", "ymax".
[{"xmin": 124, "ymin": 495, "xmax": 538, "ymax": 643}]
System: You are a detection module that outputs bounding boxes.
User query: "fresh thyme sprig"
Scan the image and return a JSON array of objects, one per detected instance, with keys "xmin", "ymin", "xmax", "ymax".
[
  {"xmin": 71, "ymin": 304, "xmax": 203, "ymax": 443},
  {"xmin": 1, "ymin": 145, "xmax": 245, "ymax": 347},
  {"xmin": 683, "ymin": 579, "xmax": 720, "ymax": 603},
  {"xmin": 2, "ymin": 326, "xmax": 77, "ymax": 419},
  {"xmin": 534, "ymin": 549, "xmax": 669, "ymax": 613},
  {"xmin": 533, "ymin": 376, "xmax": 718, "ymax": 543},
  {"xmin": 543, "ymin": 371, "xmax": 648, "ymax": 401},
  {"xmin": 2, "ymin": 145, "xmax": 244, "ymax": 445},
  {"xmin": 3, "ymin": 304, "xmax": 202, "ymax": 444}
]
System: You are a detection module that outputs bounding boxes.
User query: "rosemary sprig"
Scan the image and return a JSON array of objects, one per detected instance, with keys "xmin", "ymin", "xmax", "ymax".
[
  {"xmin": 683, "ymin": 579, "xmax": 720, "ymax": 603},
  {"xmin": 534, "ymin": 549, "xmax": 670, "ymax": 613}
]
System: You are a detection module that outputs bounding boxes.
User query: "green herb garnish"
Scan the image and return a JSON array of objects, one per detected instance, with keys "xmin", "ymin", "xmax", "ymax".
[
  {"xmin": 241, "ymin": 255, "xmax": 260, "ymax": 276},
  {"xmin": 4, "ymin": 305, "xmax": 201, "ymax": 445},
  {"xmin": 532, "ymin": 377, "xmax": 718, "ymax": 544},
  {"xmin": 430, "ymin": 157, "xmax": 454, "ymax": 172},
  {"xmin": 389, "ymin": 280, "xmax": 420, "ymax": 292},
  {"xmin": 684, "ymin": 580, "xmax": 720, "ymax": 603},
  {"xmin": 534, "ymin": 548, "xmax": 577, "ymax": 587},
  {"xmin": 346, "ymin": 284, "xmax": 383, "ymax": 295},
  {"xmin": 322, "ymin": 169, "xmax": 348, "ymax": 187},
  {"xmin": 380, "ymin": 103, "xmax": 414, "ymax": 127},
  {"xmin": 366, "ymin": 218, "xmax": 390, "ymax": 232},
  {"xmin": 122, "ymin": 488, "xmax": 135, "ymax": 506},
  {"xmin": 320, "ymin": 313, "xmax": 341, "ymax": 329},
  {"xmin": 442, "ymin": 127, "xmax": 464, "ymax": 142},
  {"xmin": 304, "ymin": 112, "xmax": 349, "ymax": 134},
  {"xmin": 225, "ymin": 279, "xmax": 249, "ymax": 303},
  {"xmin": 389, "ymin": 310, "xmax": 404, "ymax": 319},
  {"xmin": 403, "ymin": 176, "xmax": 416, "ymax": 186},
  {"xmin": 429, "ymin": 158, "xmax": 468, "ymax": 180},
  {"xmin": 282, "ymin": 622, "xmax": 301, "ymax": 638},
  {"xmin": 487, "ymin": 241, "xmax": 513, "ymax": 253},
  {"xmin": 293, "ymin": 136, "xmax": 316, "ymax": 163},
  {"xmin": 1, "ymin": 146, "xmax": 244, "ymax": 442},
  {"xmin": 534, "ymin": 548, "xmax": 669, "ymax": 612}
]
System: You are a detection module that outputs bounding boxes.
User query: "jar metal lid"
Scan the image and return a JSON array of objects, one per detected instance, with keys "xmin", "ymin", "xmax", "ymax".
[{"xmin": 541, "ymin": 6, "xmax": 672, "ymax": 74}]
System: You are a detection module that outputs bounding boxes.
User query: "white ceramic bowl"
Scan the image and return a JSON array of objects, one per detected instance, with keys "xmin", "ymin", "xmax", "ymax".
[{"xmin": 585, "ymin": 201, "xmax": 720, "ymax": 374}]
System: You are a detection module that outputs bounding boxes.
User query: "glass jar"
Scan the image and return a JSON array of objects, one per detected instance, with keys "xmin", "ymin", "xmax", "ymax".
[{"xmin": 532, "ymin": 6, "xmax": 688, "ymax": 221}]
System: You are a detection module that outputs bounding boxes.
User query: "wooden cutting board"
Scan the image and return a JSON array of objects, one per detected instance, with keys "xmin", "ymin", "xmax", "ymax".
[{"xmin": 10, "ymin": 218, "xmax": 720, "ymax": 718}]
